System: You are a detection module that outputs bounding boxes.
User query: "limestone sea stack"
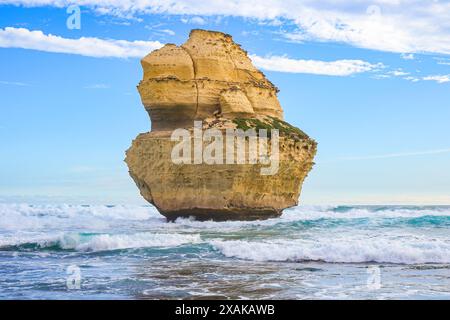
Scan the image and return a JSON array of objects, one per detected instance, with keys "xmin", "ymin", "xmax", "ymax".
[{"xmin": 125, "ymin": 29, "xmax": 317, "ymax": 221}]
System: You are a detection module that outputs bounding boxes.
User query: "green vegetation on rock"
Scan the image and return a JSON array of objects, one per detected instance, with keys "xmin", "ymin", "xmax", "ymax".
[{"xmin": 232, "ymin": 116, "xmax": 310, "ymax": 141}]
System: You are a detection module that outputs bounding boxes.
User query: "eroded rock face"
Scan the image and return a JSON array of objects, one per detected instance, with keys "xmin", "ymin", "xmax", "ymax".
[
  {"xmin": 138, "ymin": 29, "xmax": 282, "ymax": 131},
  {"xmin": 126, "ymin": 29, "xmax": 317, "ymax": 221}
]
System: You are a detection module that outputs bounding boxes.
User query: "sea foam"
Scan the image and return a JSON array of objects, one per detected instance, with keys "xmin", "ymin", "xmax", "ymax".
[
  {"xmin": 1, "ymin": 204, "xmax": 450, "ymax": 263},
  {"xmin": 0, "ymin": 232, "xmax": 201, "ymax": 252},
  {"xmin": 210, "ymin": 235, "xmax": 450, "ymax": 264}
]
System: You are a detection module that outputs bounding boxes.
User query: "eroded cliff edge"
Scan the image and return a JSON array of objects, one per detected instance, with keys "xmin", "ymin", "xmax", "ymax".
[{"xmin": 125, "ymin": 29, "xmax": 317, "ymax": 221}]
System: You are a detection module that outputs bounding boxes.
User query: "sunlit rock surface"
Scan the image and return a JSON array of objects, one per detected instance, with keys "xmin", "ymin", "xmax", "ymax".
[{"xmin": 126, "ymin": 29, "xmax": 317, "ymax": 221}]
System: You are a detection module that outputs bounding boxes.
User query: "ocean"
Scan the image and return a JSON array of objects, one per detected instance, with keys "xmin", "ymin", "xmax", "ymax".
[{"xmin": 0, "ymin": 203, "xmax": 449, "ymax": 299}]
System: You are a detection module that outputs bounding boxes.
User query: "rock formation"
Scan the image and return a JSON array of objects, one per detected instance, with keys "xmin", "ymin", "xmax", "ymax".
[{"xmin": 125, "ymin": 29, "xmax": 317, "ymax": 221}]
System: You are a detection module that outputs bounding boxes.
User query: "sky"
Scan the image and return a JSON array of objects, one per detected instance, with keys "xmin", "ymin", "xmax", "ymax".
[{"xmin": 0, "ymin": 0, "xmax": 449, "ymax": 205}]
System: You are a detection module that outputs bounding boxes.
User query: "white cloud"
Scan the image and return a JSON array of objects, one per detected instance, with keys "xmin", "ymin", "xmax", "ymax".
[
  {"xmin": 84, "ymin": 83, "xmax": 109, "ymax": 89},
  {"xmin": 372, "ymin": 74, "xmax": 390, "ymax": 80},
  {"xmin": 0, "ymin": 27, "xmax": 163, "ymax": 58},
  {"xmin": 241, "ymin": 30, "xmax": 259, "ymax": 37},
  {"xmin": 388, "ymin": 69, "xmax": 409, "ymax": 77},
  {"xmin": 404, "ymin": 76, "xmax": 420, "ymax": 83},
  {"xmin": 434, "ymin": 58, "xmax": 450, "ymax": 66},
  {"xmin": 402, "ymin": 74, "xmax": 450, "ymax": 84},
  {"xmin": 250, "ymin": 55, "xmax": 382, "ymax": 76},
  {"xmin": 422, "ymin": 75, "xmax": 450, "ymax": 84},
  {"xmin": 3, "ymin": 1, "xmax": 450, "ymax": 55},
  {"xmin": 401, "ymin": 53, "xmax": 415, "ymax": 60},
  {"xmin": 159, "ymin": 29, "xmax": 175, "ymax": 36},
  {"xmin": 0, "ymin": 80, "xmax": 29, "ymax": 86},
  {"xmin": 373, "ymin": 69, "xmax": 411, "ymax": 79},
  {"xmin": 181, "ymin": 16, "xmax": 206, "ymax": 25},
  {"xmin": 0, "ymin": 26, "xmax": 381, "ymax": 77},
  {"xmin": 145, "ymin": 26, "xmax": 176, "ymax": 36}
]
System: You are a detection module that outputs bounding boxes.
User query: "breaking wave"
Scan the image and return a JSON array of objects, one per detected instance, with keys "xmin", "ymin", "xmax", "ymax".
[
  {"xmin": 1, "ymin": 203, "xmax": 450, "ymax": 264},
  {"xmin": 0, "ymin": 232, "xmax": 201, "ymax": 252},
  {"xmin": 210, "ymin": 236, "xmax": 450, "ymax": 264},
  {"xmin": 1, "ymin": 203, "xmax": 449, "ymax": 231}
]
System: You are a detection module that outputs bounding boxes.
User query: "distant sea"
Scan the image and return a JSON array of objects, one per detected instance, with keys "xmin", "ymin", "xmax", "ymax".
[{"xmin": 0, "ymin": 203, "xmax": 449, "ymax": 299}]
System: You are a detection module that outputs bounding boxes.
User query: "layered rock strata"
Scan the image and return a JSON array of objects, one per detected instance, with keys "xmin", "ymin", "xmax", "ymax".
[{"xmin": 126, "ymin": 29, "xmax": 317, "ymax": 221}]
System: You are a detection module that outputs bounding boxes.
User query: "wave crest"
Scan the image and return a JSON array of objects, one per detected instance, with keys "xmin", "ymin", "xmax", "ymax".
[
  {"xmin": 0, "ymin": 232, "xmax": 201, "ymax": 252},
  {"xmin": 210, "ymin": 237, "xmax": 450, "ymax": 264}
]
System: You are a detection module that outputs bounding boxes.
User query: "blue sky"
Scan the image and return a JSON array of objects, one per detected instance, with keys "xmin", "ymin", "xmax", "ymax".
[{"xmin": 0, "ymin": 1, "xmax": 449, "ymax": 204}]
